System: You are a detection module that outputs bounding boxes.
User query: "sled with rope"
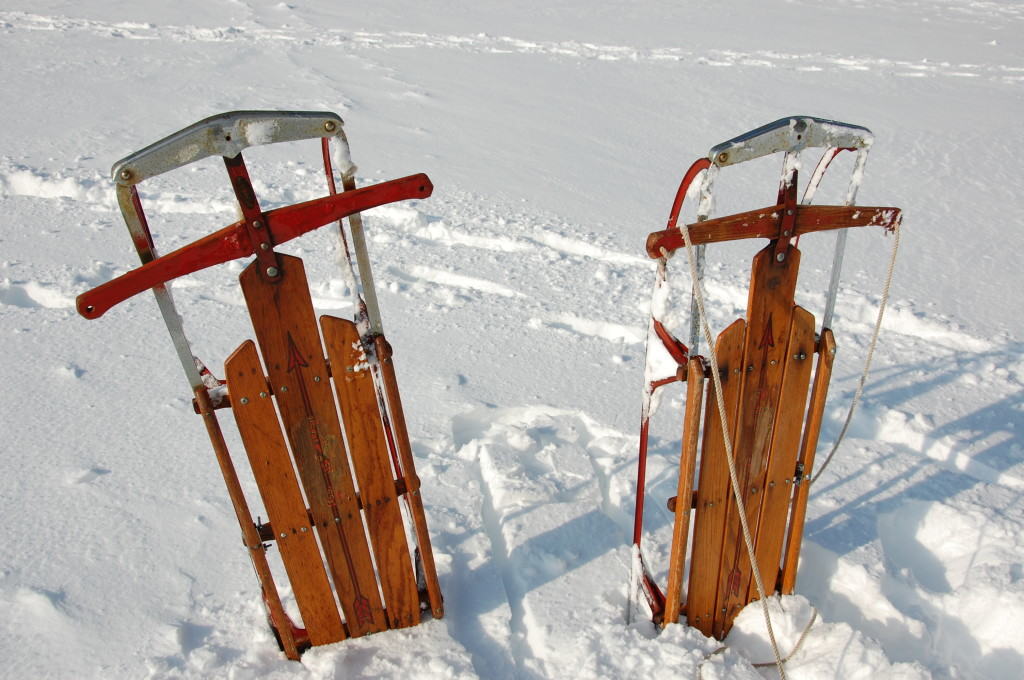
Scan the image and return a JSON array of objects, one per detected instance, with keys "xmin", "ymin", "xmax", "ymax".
[
  {"xmin": 76, "ymin": 111, "xmax": 444, "ymax": 659},
  {"xmin": 630, "ymin": 116, "xmax": 902, "ymax": 645}
]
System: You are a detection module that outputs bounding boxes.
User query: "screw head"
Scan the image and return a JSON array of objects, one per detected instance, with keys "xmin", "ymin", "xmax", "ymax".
[
  {"xmin": 776, "ymin": 252, "xmax": 786, "ymax": 262},
  {"xmin": 119, "ymin": 169, "xmax": 133, "ymax": 181},
  {"xmin": 239, "ymin": 397, "xmax": 249, "ymax": 405},
  {"xmin": 313, "ymin": 376, "xmax": 321, "ymax": 383},
  {"xmin": 280, "ymin": 385, "xmax": 288, "ymax": 393},
  {"xmin": 266, "ymin": 266, "xmax": 279, "ymax": 277},
  {"xmin": 717, "ymin": 152, "xmax": 729, "ymax": 164},
  {"xmin": 252, "ymin": 220, "xmax": 262, "ymax": 230},
  {"xmin": 324, "ymin": 120, "xmax": 337, "ymax": 132},
  {"xmin": 259, "ymin": 391, "xmax": 267, "ymax": 398}
]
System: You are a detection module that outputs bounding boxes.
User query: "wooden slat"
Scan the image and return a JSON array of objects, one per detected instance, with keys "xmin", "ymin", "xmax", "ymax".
[
  {"xmin": 226, "ymin": 340, "xmax": 346, "ymax": 645},
  {"xmin": 321, "ymin": 317, "xmax": 421, "ymax": 630},
  {"xmin": 645, "ymin": 204, "xmax": 901, "ymax": 257},
  {"xmin": 746, "ymin": 306, "xmax": 815, "ymax": 602},
  {"xmin": 663, "ymin": 359, "xmax": 705, "ymax": 626},
  {"xmin": 193, "ymin": 386, "xmax": 301, "ymax": 660},
  {"xmin": 713, "ymin": 245, "xmax": 801, "ymax": 639},
  {"xmin": 240, "ymin": 254, "xmax": 387, "ymax": 637},
  {"xmin": 780, "ymin": 329, "xmax": 836, "ymax": 594},
  {"xmin": 685, "ymin": 319, "xmax": 745, "ymax": 636},
  {"xmin": 373, "ymin": 335, "xmax": 445, "ymax": 620}
]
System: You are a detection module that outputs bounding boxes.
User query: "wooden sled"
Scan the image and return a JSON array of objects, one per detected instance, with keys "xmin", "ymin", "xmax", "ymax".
[
  {"xmin": 77, "ymin": 111, "xmax": 443, "ymax": 659},
  {"xmin": 632, "ymin": 117, "xmax": 902, "ymax": 639}
]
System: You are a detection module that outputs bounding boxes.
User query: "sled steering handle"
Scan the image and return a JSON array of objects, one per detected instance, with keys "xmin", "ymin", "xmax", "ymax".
[
  {"xmin": 111, "ymin": 110, "xmax": 346, "ymax": 185},
  {"xmin": 707, "ymin": 116, "xmax": 873, "ymax": 168},
  {"xmin": 77, "ymin": 173, "xmax": 433, "ymax": 319}
]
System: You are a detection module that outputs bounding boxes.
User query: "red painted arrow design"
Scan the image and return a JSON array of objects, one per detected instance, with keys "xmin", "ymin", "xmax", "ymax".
[
  {"xmin": 286, "ymin": 332, "xmax": 373, "ymax": 627},
  {"xmin": 758, "ymin": 316, "xmax": 775, "ymax": 350},
  {"xmin": 724, "ymin": 313, "xmax": 778, "ymax": 606}
]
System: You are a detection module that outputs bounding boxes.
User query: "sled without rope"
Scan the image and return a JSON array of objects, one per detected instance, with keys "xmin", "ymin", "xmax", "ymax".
[
  {"xmin": 631, "ymin": 116, "xmax": 901, "ymax": 640},
  {"xmin": 77, "ymin": 111, "xmax": 443, "ymax": 659}
]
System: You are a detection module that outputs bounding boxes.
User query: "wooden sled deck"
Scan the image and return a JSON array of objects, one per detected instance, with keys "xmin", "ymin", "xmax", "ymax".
[
  {"xmin": 77, "ymin": 111, "xmax": 443, "ymax": 659},
  {"xmin": 633, "ymin": 116, "xmax": 902, "ymax": 641}
]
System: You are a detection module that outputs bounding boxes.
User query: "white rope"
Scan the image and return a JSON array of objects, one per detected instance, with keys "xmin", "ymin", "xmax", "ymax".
[
  {"xmin": 675, "ymin": 223, "xmax": 788, "ymax": 680},
  {"xmin": 752, "ymin": 607, "xmax": 818, "ymax": 668},
  {"xmin": 811, "ymin": 220, "xmax": 901, "ymax": 485},
  {"xmin": 696, "ymin": 607, "xmax": 818, "ymax": 679}
]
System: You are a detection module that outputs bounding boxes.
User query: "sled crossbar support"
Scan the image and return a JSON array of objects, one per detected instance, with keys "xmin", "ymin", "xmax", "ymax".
[
  {"xmin": 76, "ymin": 174, "xmax": 431, "ymax": 319},
  {"xmin": 77, "ymin": 110, "xmax": 444, "ymax": 660},
  {"xmin": 645, "ymin": 203, "xmax": 901, "ymax": 257}
]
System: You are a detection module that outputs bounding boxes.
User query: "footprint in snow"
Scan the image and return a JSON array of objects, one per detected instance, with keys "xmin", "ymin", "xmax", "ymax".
[
  {"xmin": 0, "ymin": 279, "xmax": 75, "ymax": 309},
  {"xmin": 64, "ymin": 467, "xmax": 111, "ymax": 486}
]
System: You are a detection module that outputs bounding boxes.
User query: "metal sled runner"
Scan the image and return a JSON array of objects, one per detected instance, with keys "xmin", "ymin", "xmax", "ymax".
[
  {"xmin": 631, "ymin": 116, "xmax": 902, "ymax": 640},
  {"xmin": 77, "ymin": 111, "xmax": 443, "ymax": 659}
]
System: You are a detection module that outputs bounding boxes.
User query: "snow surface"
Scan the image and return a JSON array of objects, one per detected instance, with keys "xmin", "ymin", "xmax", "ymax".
[{"xmin": 2, "ymin": 1, "xmax": 1022, "ymax": 678}]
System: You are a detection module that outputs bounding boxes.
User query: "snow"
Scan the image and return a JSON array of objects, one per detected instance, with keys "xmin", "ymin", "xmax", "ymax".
[{"xmin": 2, "ymin": 1, "xmax": 1022, "ymax": 678}]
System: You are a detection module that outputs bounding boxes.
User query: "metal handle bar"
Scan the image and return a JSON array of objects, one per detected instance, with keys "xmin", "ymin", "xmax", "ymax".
[
  {"xmin": 111, "ymin": 110, "xmax": 345, "ymax": 186},
  {"xmin": 707, "ymin": 116, "xmax": 872, "ymax": 167}
]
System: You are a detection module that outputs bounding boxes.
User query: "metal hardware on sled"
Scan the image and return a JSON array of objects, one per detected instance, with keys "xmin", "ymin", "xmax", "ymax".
[
  {"xmin": 77, "ymin": 110, "xmax": 444, "ymax": 660},
  {"xmin": 631, "ymin": 116, "xmax": 901, "ymax": 640}
]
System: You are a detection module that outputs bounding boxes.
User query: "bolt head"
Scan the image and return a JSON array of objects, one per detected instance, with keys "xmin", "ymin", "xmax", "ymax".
[
  {"xmin": 717, "ymin": 152, "xmax": 729, "ymax": 164},
  {"xmin": 324, "ymin": 120, "xmax": 337, "ymax": 132},
  {"xmin": 119, "ymin": 169, "xmax": 133, "ymax": 181}
]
